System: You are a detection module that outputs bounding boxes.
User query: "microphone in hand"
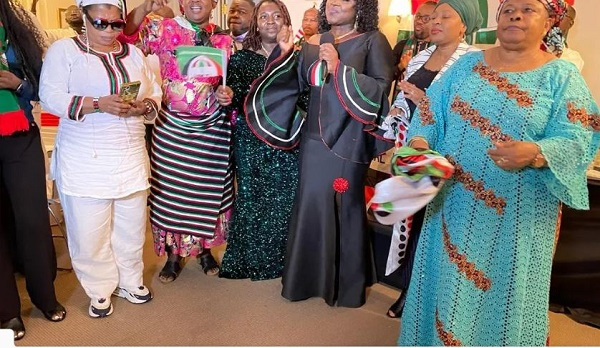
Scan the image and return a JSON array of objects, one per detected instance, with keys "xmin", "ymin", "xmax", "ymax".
[{"xmin": 319, "ymin": 32, "xmax": 335, "ymax": 81}]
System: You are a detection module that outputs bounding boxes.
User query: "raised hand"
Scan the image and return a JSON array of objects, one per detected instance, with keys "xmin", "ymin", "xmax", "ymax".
[
  {"xmin": 276, "ymin": 25, "xmax": 294, "ymax": 55},
  {"xmin": 398, "ymin": 80, "xmax": 425, "ymax": 104},
  {"xmin": 145, "ymin": 0, "xmax": 170, "ymax": 13},
  {"xmin": 399, "ymin": 49, "xmax": 412, "ymax": 71}
]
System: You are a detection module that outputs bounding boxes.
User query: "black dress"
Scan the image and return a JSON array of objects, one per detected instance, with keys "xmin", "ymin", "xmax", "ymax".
[{"xmin": 245, "ymin": 31, "xmax": 394, "ymax": 307}]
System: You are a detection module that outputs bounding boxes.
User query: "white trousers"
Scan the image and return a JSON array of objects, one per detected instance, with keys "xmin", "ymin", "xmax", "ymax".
[{"xmin": 59, "ymin": 190, "xmax": 147, "ymax": 300}]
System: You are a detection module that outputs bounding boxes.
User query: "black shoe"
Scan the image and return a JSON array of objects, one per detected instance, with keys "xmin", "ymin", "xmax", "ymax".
[
  {"xmin": 43, "ymin": 303, "xmax": 66, "ymax": 322},
  {"xmin": 158, "ymin": 259, "xmax": 182, "ymax": 283},
  {"xmin": 1, "ymin": 317, "xmax": 26, "ymax": 341},
  {"xmin": 387, "ymin": 290, "xmax": 407, "ymax": 319},
  {"xmin": 197, "ymin": 251, "xmax": 219, "ymax": 276}
]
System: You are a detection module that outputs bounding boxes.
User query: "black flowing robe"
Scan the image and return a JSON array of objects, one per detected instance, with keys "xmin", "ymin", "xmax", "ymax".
[{"xmin": 245, "ymin": 30, "xmax": 394, "ymax": 307}]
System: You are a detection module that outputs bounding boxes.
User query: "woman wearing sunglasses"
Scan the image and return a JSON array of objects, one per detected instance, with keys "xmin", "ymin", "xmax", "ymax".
[
  {"xmin": 123, "ymin": 0, "xmax": 234, "ymax": 283},
  {"xmin": 39, "ymin": 0, "xmax": 162, "ymax": 318}
]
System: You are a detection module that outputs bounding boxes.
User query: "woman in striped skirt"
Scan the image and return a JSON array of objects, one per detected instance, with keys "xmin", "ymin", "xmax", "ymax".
[{"xmin": 124, "ymin": 0, "xmax": 234, "ymax": 282}]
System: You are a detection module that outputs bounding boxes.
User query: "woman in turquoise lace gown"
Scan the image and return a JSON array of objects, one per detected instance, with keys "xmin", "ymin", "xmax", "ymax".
[
  {"xmin": 219, "ymin": 0, "xmax": 299, "ymax": 280},
  {"xmin": 399, "ymin": 0, "xmax": 600, "ymax": 345}
]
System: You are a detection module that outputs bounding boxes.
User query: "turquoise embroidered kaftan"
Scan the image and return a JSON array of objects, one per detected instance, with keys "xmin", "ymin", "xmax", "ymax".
[{"xmin": 399, "ymin": 51, "xmax": 600, "ymax": 346}]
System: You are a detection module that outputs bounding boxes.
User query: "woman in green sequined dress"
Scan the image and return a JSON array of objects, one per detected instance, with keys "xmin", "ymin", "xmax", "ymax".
[{"xmin": 220, "ymin": 0, "xmax": 299, "ymax": 280}]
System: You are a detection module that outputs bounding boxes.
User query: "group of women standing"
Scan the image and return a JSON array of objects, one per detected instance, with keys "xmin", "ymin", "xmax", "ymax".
[{"xmin": 1, "ymin": 0, "xmax": 599, "ymax": 346}]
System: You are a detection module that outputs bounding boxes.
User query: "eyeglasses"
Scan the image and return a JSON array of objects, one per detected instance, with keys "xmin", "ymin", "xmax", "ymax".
[
  {"xmin": 84, "ymin": 12, "xmax": 126, "ymax": 31},
  {"xmin": 414, "ymin": 14, "xmax": 431, "ymax": 23}
]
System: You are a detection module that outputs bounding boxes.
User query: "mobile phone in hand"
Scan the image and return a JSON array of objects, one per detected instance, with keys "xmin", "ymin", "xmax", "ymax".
[{"xmin": 119, "ymin": 81, "xmax": 141, "ymax": 103}]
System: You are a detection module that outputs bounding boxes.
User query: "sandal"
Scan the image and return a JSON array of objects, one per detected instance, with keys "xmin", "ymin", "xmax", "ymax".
[
  {"xmin": 158, "ymin": 259, "xmax": 182, "ymax": 283},
  {"xmin": 43, "ymin": 303, "xmax": 67, "ymax": 322},
  {"xmin": 1, "ymin": 317, "xmax": 25, "ymax": 341},
  {"xmin": 198, "ymin": 252, "xmax": 219, "ymax": 276},
  {"xmin": 387, "ymin": 290, "xmax": 407, "ymax": 319}
]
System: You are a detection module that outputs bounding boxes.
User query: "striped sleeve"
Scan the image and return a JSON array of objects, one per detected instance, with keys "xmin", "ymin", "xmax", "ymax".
[
  {"xmin": 244, "ymin": 47, "xmax": 306, "ymax": 150},
  {"xmin": 331, "ymin": 32, "xmax": 394, "ymax": 128}
]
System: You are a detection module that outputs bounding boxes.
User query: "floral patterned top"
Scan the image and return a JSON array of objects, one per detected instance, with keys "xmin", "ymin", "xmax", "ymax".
[{"xmin": 123, "ymin": 16, "xmax": 232, "ymax": 117}]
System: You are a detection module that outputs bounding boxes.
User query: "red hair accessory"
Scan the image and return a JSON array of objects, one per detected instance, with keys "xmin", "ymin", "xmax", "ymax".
[{"xmin": 333, "ymin": 177, "xmax": 349, "ymax": 194}]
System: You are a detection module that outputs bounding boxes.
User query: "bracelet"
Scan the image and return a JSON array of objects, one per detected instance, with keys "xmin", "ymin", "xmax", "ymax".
[
  {"xmin": 529, "ymin": 143, "xmax": 546, "ymax": 169},
  {"xmin": 142, "ymin": 99, "xmax": 155, "ymax": 121},
  {"xmin": 92, "ymin": 97, "xmax": 101, "ymax": 113},
  {"xmin": 15, "ymin": 81, "xmax": 24, "ymax": 94},
  {"xmin": 408, "ymin": 136, "xmax": 429, "ymax": 149}
]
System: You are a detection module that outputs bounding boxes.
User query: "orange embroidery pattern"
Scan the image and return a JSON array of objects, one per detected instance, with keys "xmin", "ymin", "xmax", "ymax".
[
  {"xmin": 435, "ymin": 309, "xmax": 462, "ymax": 346},
  {"xmin": 553, "ymin": 204, "xmax": 563, "ymax": 255},
  {"xmin": 567, "ymin": 102, "xmax": 600, "ymax": 131},
  {"xmin": 451, "ymin": 96, "xmax": 513, "ymax": 143},
  {"xmin": 418, "ymin": 95, "xmax": 434, "ymax": 126},
  {"xmin": 442, "ymin": 218, "xmax": 492, "ymax": 291},
  {"xmin": 473, "ymin": 62, "xmax": 533, "ymax": 107},
  {"xmin": 446, "ymin": 156, "xmax": 507, "ymax": 215}
]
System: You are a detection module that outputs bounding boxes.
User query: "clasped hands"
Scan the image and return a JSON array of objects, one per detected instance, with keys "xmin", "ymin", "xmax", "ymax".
[
  {"xmin": 487, "ymin": 141, "xmax": 540, "ymax": 171},
  {"xmin": 98, "ymin": 95, "xmax": 146, "ymax": 117},
  {"xmin": 410, "ymin": 140, "xmax": 540, "ymax": 171}
]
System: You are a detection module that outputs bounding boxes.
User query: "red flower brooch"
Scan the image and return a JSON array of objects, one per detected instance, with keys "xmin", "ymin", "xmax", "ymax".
[{"xmin": 333, "ymin": 177, "xmax": 349, "ymax": 194}]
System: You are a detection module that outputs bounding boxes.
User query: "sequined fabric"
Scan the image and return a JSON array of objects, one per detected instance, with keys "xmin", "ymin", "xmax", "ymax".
[
  {"xmin": 399, "ymin": 52, "xmax": 600, "ymax": 346},
  {"xmin": 219, "ymin": 50, "xmax": 299, "ymax": 280}
]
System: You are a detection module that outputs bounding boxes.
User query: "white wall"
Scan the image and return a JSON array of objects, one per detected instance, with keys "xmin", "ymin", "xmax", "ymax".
[{"xmin": 568, "ymin": 1, "xmax": 600, "ymax": 104}]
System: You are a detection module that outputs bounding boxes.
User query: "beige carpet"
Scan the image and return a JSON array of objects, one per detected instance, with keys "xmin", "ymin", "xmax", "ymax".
[{"xmin": 10, "ymin": 226, "xmax": 600, "ymax": 346}]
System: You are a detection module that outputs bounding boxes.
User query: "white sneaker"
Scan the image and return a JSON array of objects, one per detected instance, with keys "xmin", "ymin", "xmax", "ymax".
[
  {"xmin": 89, "ymin": 298, "xmax": 113, "ymax": 318},
  {"xmin": 112, "ymin": 285, "xmax": 153, "ymax": 304}
]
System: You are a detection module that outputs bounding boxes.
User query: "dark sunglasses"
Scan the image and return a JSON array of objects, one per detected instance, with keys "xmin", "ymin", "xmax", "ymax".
[{"xmin": 84, "ymin": 12, "xmax": 126, "ymax": 31}]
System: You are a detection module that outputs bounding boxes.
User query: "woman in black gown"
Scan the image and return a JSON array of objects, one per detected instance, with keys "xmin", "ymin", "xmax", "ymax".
[
  {"xmin": 220, "ymin": 0, "xmax": 299, "ymax": 281},
  {"xmin": 245, "ymin": 0, "xmax": 394, "ymax": 307}
]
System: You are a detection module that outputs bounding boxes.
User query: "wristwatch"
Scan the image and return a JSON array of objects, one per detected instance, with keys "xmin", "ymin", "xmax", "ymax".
[
  {"xmin": 142, "ymin": 99, "xmax": 156, "ymax": 121},
  {"xmin": 92, "ymin": 97, "xmax": 101, "ymax": 113}
]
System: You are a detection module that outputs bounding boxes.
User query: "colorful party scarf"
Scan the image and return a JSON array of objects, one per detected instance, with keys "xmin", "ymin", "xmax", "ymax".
[
  {"xmin": 0, "ymin": 25, "xmax": 29, "ymax": 136},
  {"xmin": 369, "ymin": 147, "xmax": 454, "ymax": 275}
]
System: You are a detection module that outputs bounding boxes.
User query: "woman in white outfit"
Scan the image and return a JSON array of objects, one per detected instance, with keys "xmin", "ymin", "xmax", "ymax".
[{"xmin": 40, "ymin": 0, "xmax": 161, "ymax": 318}]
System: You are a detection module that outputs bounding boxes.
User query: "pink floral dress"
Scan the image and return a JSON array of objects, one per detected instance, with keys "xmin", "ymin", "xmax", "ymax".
[{"xmin": 124, "ymin": 17, "xmax": 234, "ymax": 257}]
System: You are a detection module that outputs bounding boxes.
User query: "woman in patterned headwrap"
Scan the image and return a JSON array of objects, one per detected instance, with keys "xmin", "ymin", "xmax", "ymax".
[{"xmin": 397, "ymin": 0, "xmax": 599, "ymax": 345}]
